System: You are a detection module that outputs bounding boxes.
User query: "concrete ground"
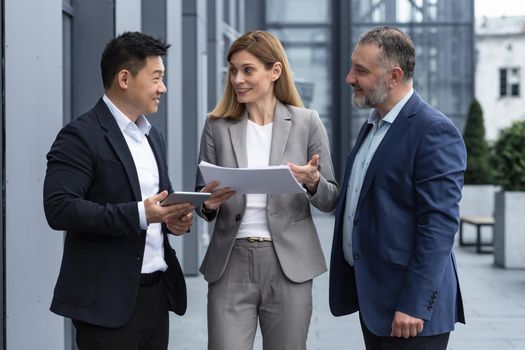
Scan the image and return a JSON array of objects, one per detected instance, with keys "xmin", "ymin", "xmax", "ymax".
[{"xmin": 170, "ymin": 213, "xmax": 525, "ymax": 349}]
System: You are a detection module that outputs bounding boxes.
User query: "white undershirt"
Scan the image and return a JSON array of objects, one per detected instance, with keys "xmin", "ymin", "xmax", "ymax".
[
  {"xmin": 236, "ymin": 120, "xmax": 273, "ymax": 239},
  {"xmin": 103, "ymin": 95, "xmax": 167, "ymax": 273}
]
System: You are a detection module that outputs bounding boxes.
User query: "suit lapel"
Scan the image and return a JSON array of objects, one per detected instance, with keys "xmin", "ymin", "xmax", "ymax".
[
  {"xmin": 357, "ymin": 92, "xmax": 421, "ymax": 204},
  {"xmin": 95, "ymin": 99, "xmax": 142, "ymax": 201},
  {"xmin": 228, "ymin": 112, "xmax": 248, "ymax": 168},
  {"xmin": 269, "ymin": 101, "xmax": 292, "ymax": 166},
  {"xmin": 336, "ymin": 121, "xmax": 372, "ymax": 219},
  {"xmin": 147, "ymin": 132, "xmax": 169, "ymax": 190},
  {"xmin": 228, "ymin": 101, "xmax": 291, "ymax": 168}
]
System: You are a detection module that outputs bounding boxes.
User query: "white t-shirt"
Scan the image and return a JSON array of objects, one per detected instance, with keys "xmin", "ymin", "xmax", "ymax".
[{"xmin": 236, "ymin": 120, "xmax": 273, "ymax": 239}]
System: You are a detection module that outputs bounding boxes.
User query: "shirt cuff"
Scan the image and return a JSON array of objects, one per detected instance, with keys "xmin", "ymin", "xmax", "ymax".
[{"xmin": 138, "ymin": 201, "xmax": 148, "ymax": 230}]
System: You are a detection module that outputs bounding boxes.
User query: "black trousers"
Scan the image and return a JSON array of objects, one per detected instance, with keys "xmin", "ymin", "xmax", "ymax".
[
  {"xmin": 360, "ymin": 314, "xmax": 450, "ymax": 350},
  {"xmin": 73, "ymin": 272, "xmax": 169, "ymax": 350}
]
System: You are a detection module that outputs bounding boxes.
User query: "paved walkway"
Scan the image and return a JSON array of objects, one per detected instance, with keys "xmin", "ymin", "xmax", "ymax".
[{"xmin": 169, "ymin": 213, "xmax": 525, "ymax": 349}]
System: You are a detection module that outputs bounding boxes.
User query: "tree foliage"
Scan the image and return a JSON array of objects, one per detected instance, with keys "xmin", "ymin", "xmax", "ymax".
[
  {"xmin": 463, "ymin": 99, "xmax": 493, "ymax": 184},
  {"xmin": 493, "ymin": 120, "xmax": 525, "ymax": 191}
]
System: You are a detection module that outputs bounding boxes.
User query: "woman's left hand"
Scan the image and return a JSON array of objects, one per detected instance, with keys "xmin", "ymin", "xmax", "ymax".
[{"xmin": 288, "ymin": 154, "xmax": 321, "ymax": 195}]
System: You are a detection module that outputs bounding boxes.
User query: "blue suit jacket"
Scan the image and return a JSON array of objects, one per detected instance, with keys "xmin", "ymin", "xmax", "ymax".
[{"xmin": 329, "ymin": 92, "xmax": 466, "ymax": 336}]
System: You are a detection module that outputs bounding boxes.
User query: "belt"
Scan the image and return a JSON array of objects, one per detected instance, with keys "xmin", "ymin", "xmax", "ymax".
[
  {"xmin": 242, "ymin": 237, "xmax": 273, "ymax": 242},
  {"xmin": 140, "ymin": 271, "xmax": 164, "ymax": 286}
]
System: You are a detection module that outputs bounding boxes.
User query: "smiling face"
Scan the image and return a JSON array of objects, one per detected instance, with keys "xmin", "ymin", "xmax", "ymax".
[
  {"xmin": 124, "ymin": 55, "xmax": 167, "ymax": 118},
  {"xmin": 346, "ymin": 43, "xmax": 391, "ymax": 110},
  {"xmin": 228, "ymin": 50, "xmax": 280, "ymax": 105}
]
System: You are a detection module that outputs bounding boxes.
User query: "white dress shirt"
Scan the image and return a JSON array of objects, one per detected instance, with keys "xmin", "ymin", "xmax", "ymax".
[{"xmin": 103, "ymin": 95, "xmax": 167, "ymax": 273}]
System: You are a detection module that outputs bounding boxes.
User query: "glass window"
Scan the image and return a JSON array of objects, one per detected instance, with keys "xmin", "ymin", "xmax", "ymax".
[
  {"xmin": 511, "ymin": 83, "xmax": 520, "ymax": 97},
  {"xmin": 266, "ymin": 0, "xmax": 333, "ymax": 147},
  {"xmin": 351, "ymin": 0, "xmax": 472, "ymax": 24},
  {"xmin": 500, "ymin": 68, "xmax": 508, "ymax": 97},
  {"xmin": 266, "ymin": 0, "xmax": 330, "ymax": 23},
  {"xmin": 500, "ymin": 67, "xmax": 521, "ymax": 98}
]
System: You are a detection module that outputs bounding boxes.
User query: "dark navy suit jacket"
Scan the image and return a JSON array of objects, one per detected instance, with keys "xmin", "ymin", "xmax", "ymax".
[
  {"xmin": 43, "ymin": 99, "xmax": 186, "ymax": 327},
  {"xmin": 329, "ymin": 92, "xmax": 466, "ymax": 336}
]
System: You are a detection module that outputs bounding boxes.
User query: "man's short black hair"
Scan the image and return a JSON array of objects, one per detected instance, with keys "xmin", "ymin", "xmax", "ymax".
[{"xmin": 101, "ymin": 31, "xmax": 171, "ymax": 89}]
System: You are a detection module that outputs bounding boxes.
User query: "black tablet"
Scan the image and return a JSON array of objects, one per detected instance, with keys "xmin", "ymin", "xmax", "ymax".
[{"xmin": 160, "ymin": 191, "xmax": 211, "ymax": 207}]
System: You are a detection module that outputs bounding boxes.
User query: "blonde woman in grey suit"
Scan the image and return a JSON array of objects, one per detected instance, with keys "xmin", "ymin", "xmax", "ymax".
[{"xmin": 196, "ymin": 31, "xmax": 338, "ymax": 350}]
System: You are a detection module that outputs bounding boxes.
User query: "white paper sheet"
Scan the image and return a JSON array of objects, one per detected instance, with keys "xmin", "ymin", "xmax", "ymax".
[{"xmin": 198, "ymin": 161, "xmax": 306, "ymax": 194}]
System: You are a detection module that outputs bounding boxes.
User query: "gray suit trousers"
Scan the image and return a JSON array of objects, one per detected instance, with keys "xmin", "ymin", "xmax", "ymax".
[{"xmin": 207, "ymin": 239, "xmax": 313, "ymax": 350}]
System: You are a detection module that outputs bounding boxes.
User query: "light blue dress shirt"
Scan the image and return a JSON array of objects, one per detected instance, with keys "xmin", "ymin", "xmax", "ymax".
[{"xmin": 343, "ymin": 89, "xmax": 414, "ymax": 265}]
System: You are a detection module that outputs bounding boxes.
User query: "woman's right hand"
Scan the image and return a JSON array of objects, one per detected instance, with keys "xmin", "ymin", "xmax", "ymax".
[{"xmin": 201, "ymin": 181, "xmax": 236, "ymax": 211}]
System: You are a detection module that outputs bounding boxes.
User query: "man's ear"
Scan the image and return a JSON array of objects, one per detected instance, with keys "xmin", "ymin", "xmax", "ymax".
[
  {"xmin": 117, "ymin": 70, "xmax": 131, "ymax": 90},
  {"xmin": 389, "ymin": 66, "xmax": 404, "ymax": 87},
  {"xmin": 271, "ymin": 62, "xmax": 282, "ymax": 81}
]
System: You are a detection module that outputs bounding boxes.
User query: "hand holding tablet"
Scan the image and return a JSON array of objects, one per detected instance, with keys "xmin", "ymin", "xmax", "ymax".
[{"xmin": 160, "ymin": 191, "xmax": 211, "ymax": 207}]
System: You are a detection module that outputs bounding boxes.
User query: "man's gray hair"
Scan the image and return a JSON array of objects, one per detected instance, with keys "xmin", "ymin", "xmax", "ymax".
[{"xmin": 358, "ymin": 26, "xmax": 415, "ymax": 81}]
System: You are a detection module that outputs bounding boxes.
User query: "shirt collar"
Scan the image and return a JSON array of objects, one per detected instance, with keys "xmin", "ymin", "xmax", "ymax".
[
  {"xmin": 102, "ymin": 95, "xmax": 152, "ymax": 137},
  {"xmin": 367, "ymin": 88, "xmax": 414, "ymax": 126}
]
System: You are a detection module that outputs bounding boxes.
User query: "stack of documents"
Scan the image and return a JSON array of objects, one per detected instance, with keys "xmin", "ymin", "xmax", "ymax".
[{"xmin": 198, "ymin": 161, "xmax": 306, "ymax": 194}]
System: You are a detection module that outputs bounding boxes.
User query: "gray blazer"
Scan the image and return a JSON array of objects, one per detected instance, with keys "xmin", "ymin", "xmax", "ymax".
[{"xmin": 197, "ymin": 101, "xmax": 339, "ymax": 284}]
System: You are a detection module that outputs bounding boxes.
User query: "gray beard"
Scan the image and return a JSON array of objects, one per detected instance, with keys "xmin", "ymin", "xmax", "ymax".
[{"xmin": 352, "ymin": 80, "xmax": 388, "ymax": 109}]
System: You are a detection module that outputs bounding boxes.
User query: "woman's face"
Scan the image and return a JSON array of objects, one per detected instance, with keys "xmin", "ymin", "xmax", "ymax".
[{"xmin": 229, "ymin": 50, "xmax": 279, "ymax": 104}]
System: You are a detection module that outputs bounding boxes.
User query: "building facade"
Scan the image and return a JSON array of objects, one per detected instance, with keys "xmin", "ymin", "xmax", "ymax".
[{"xmin": 476, "ymin": 16, "xmax": 525, "ymax": 141}]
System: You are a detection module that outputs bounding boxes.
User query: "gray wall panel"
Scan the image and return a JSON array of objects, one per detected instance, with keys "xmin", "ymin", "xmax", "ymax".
[
  {"xmin": 165, "ymin": 0, "xmax": 185, "ymax": 267},
  {"xmin": 4, "ymin": 0, "xmax": 65, "ymax": 348},
  {"xmin": 0, "ymin": 0, "xmax": 4, "ymax": 347},
  {"xmin": 245, "ymin": 0, "xmax": 264, "ymax": 31},
  {"xmin": 142, "ymin": 0, "xmax": 168, "ymax": 135},
  {"xmin": 207, "ymin": 0, "xmax": 221, "ymax": 111},
  {"xmin": 182, "ymin": 0, "xmax": 207, "ymax": 275},
  {"xmin": 116, "ymin": 0, "xmax": 141, "ymax": 33},
  {"xmin": 72, "ymin": 0, "xmax": 114, "ymax": 118}
]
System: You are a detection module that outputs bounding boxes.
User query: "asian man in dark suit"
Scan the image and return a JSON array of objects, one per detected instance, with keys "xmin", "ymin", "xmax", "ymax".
[
  {"xmin": 329, "ymin": 26, "xmax": 466, "ymax": 350},
  {"xmin": 44, "ymin": 32, "xmax": 193, "ymax": 350}
]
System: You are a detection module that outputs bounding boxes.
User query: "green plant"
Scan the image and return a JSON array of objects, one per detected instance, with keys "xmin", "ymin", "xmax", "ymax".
[
  {"xmin": 463, "ymin": 99, "xmax": 493, "ymax": 184},
  {"xmin": 492, "ymin": 120, "xmax": 525, "ymax": 191}
]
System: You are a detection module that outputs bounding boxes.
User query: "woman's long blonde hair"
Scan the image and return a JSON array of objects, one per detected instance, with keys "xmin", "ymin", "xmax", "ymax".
[{"xmin": 209, "ymin": 31, "xmax": 303, "ymax": 119}]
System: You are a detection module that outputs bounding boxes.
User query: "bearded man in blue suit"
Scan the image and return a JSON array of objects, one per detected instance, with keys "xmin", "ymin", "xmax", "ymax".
[{"xmin": 329, "ymin": 26, "xmax": 466, "ymax": 350}]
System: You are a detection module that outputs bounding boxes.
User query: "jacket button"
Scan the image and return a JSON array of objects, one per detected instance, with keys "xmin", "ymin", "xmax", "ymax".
[
  {"xmin": 354, "ymin": 218, "xmax": 360, "ymax": 225},
  {"xmin": 135, "ymin": 257, "xmax": 141, "ymax": 261},
  {"xmin": 353, "ymin": 253, "xmax": 360, "ymax": 260},
  {"xmin": 235, "ymin": 214, "xmax": 242, "ymax": 222},
  {"xmin": 427, "ymin": 306, "xmax": 432, "ymax": 311}
]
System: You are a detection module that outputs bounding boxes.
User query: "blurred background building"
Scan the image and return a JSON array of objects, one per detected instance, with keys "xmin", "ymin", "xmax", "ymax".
[
  {"xmin": 475, "ymin": 15, "xmax": 525, "ymax": 141},
  {"xmin": 0, "ymin": 0, "xmax": 476, "ymax": 349}
]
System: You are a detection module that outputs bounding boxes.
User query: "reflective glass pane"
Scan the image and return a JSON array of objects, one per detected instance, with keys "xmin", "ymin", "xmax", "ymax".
[
  {"xmin": 271, "ymin": 27, "xmax": 333, "ymax": 148},
  {"xmin": 351, "ymin": 0, "xmax": 472, "ymax": 24},
  {"xmin": 267, "ymin": 0, "xmax": 331, "ymax": 23}
]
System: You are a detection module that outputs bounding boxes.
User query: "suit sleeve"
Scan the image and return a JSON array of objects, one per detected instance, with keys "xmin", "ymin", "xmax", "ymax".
[
  {"xmin": 195, "ymin": 117, "xmax": 218, "ymax": 221},
  {"xmin": 307, "ymin": 110, "xmax": 339, "ymax": 212},
  {"xmin": 43, "ymin": 122, "xmax": 141, "ymax": 236},
  {"xmin": 396, "ymin": 119, "xmax": 466, "ymax": 320}
]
